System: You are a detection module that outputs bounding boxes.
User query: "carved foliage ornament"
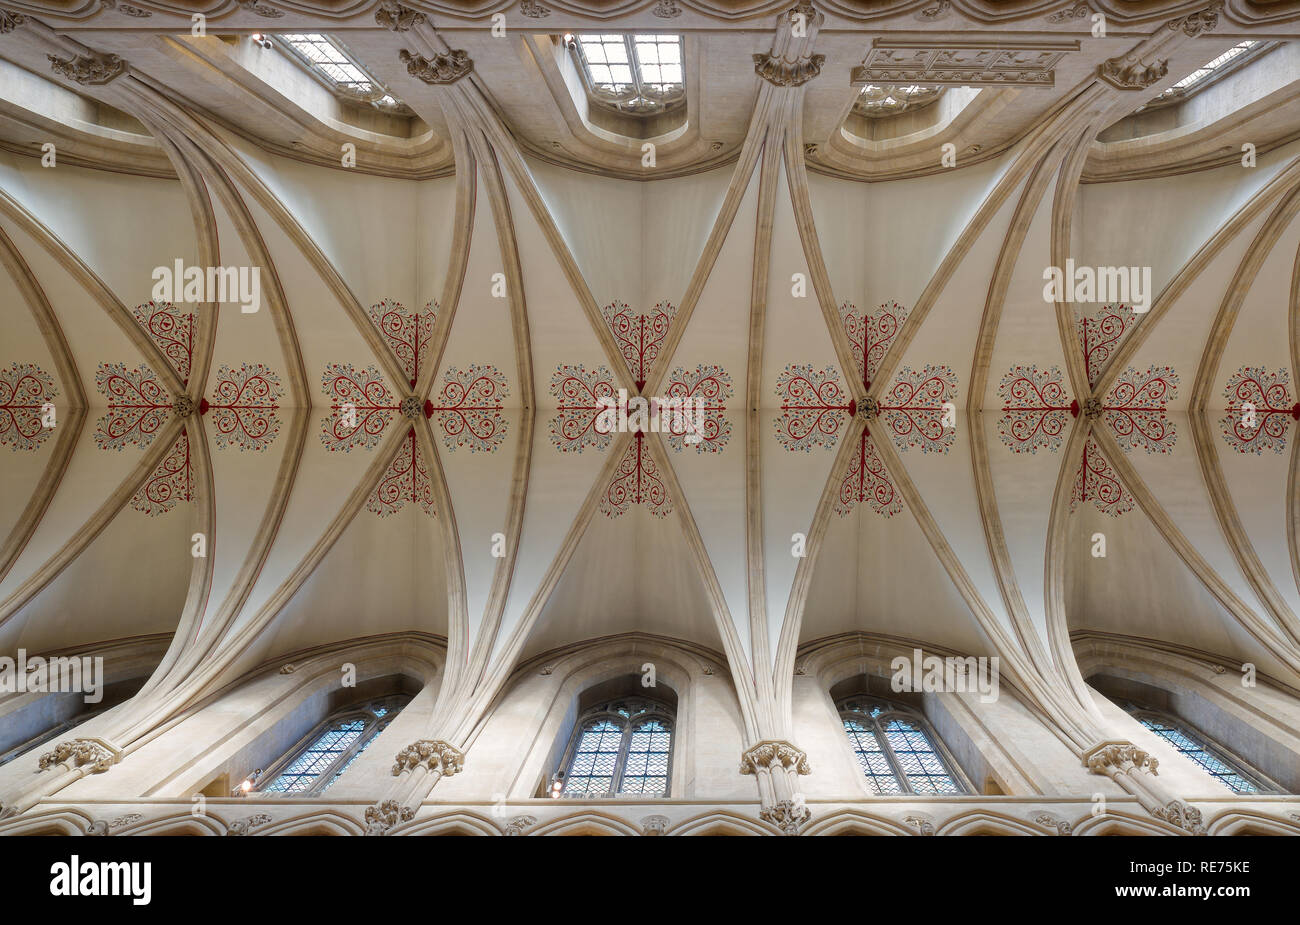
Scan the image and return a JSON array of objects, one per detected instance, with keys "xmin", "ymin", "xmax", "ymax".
[
  {"xmin": 48, "ymin": 52, "xmax": 126, "ymax": 86},
  {"xmin": 375, "ymin": 0, "xmax": 426, "ymax": 30},
  {"xmin": 86, "ymin": 813, "xmax": 142, "ymax": 835},
  {"xmin": 1046, "ymin": 1, "xmax": 1089, "ymax": 22},
  {"xmin": 0, "ymin": 9, "xmax": 25, "ymax": 31},
  {"xmin": 753, "ymin": 51, "xmax": 825, "ymax": 88},
  {"xmin": 520, "ymin": 0, "xmax": 551, "ymax": 16},
  {"xmin": 504, "ymin": 815, "xmax": 537, "ymax": 836},
  {"xmin": 364, "ymin": 800, "xmax": 414, "ymax": 836},
  {"xmin": 641, "ymin": 814, "xmax": 670, "ymax": 836},
  {"xmin": 1167, "ymin": 1, "xmax": 1221, "ymax": 37},
  {"xmin": 739, "ymin": 740, "xmax": 811, "ymax": 775},
  {"xmin": 227, "ymin": 813, "xmax": 272, "ymax": 836},
  {"xmin": 1154, "ymin": 799, "xmax": 1207, "ymax": 835},
  {"xmin": 761, "ymin": 799, "xmax": 810, "ymax": 836},
  {"xmin": 400, "ymin": 48, "xmax": 473, "ymax": 85},
  {"xmin": 652, "ymin": 0, "xmax": 681, "ymax": 15},
  {"xmin": 391, "ymin": 739, "xmax": 465, "ymax": 777},
  {"xmin": 1085, "ymin": 742, "xmax": 1159, "ymax": 777},
  {"xmin": 38, "ymin": 738, "xmax": 117, "ymax": 774},
  {"xmin": 1099, "ymin": 55, "xmax": 1169, "ymax": 90}
]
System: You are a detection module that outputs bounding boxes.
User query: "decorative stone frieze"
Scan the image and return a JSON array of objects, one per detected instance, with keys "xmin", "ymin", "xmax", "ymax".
[
  {"xmin": 641, "ymin": 814, "xmax": 670, "ymax": 835},
  {"xmin": 1098, "ymin": 55, "xmax": 1169, "ymax": 90},
  {"xmin": 375, "ymin": 0, "xmax": 425, "ymax": 30},
  {"xmin": 399, "ymin": 48, "xmax": 473, "ymax": 85},
  {"xmin": 391, "ymin": 739, "xmax": 465, "ymax": 777},
  {"xmin": 363, "ymin": 799, "xmax": 414, "ymax": 836},
  {"xmin": 47, "ymin": 52, "xmax": 126, "ymax": 86},
  {"xmin": 1046, "ymin": 1, "xmax": 1089, "ymax": 22},
  {"xmin": 739, "ymin": 739, "xmax": 810, "ymax": 775},
  {"xmin": 761, "ymin": 799, "xmax": 810, "ymax": 835},
  {"xmin": 38, "ymin": 737, "xmax": 119, "ymax": 774},
  {"xmin": 503, "ymin": 814, "xmax": 537, "ymax": 836},
  {"xmin": 1167, "ymin": 2, "xmax": 1221, "ymax": 37},
  {"xmin": 853, "ymin": 39, "xmax": 1077, "ymax": 88},
  {"xmin": 102, "ymin": 0, "xmax": 153, "ymax": 16},
  {"xmin": 227, "ymin": 813, "xmax": 272, "ymax": 836},
  {"xmin": 752, "ymin": 51, "xmax": 825, "ymax": 88}
]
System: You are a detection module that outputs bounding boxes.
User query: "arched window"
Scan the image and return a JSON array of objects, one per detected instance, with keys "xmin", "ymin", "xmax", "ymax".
[
  {"xmin": 274, "ymin": 33, "xmax": 407, "ymax": 111},
  {"xmin": 262, "ymin": 695, "xmax": 408, "ymax": 795},
  {"xmin": 570, "ymin": 34, "xmax": 685, "ymax": 115},
  {"xmin": 838, "ymin": 696, "xmax": 967, "ymax": 795},
  {"xmin": 852, "ymin": 84, "xmax": 943, "ymax": 118},
  {"xmin": 559, "ymin": 697, "xmax": 673, "ymax": 797},
  {"xmin": 1121, "ymin": 702, "xmax": 1267, "ymax": 794}
]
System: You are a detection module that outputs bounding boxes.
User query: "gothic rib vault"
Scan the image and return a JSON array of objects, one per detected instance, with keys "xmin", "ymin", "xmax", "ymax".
[{"xmin": 0, "ymin": 0, "xmax": 1297, "ymax": 835}]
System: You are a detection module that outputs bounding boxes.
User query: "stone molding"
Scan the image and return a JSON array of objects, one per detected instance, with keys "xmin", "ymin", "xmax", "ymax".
[{"xmin": 852, "ymin": 39, "xmax": 1077, "ymax": 88}]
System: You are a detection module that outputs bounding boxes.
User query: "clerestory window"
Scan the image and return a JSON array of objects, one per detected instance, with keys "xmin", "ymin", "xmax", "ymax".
[
  {"xmin": 571, "ymin": 34, "xmax": 685, "ymax": 115},
  {"xmin": 261, "ymin": 695, "xmax": 408, "ymax": 795},
  {"xmin": 559, "ymin": 697, "xmax": 674, "ymax": 797},
  {"xmin": 276, "ymin": 33, "xmax": 406, "ymax": 110},
  {"xmin": 839, "ymin": 696, "xmax": 967, "ymax": 795}
]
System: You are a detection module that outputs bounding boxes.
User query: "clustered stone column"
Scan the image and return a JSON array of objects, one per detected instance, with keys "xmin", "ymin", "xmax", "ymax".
[
  {"xmin": 361, "ymin": 738, "xmax": 465, "ymax": 835},
  {"xmin": 1083, "ymin": 740, "xmax": 1206, "ymax": 834},
  {"xmin": 740, "ymin": 739, "xmax": 812, "ymax": 835}
]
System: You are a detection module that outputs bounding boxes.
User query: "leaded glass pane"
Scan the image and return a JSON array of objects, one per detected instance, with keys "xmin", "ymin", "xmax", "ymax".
[
  {"xmin": 840, "ymin": 696, "xmax": 964, "ymax": 795},
  {"xmin": 619, "ymin": 718, "xmax": 671, "ymax": 796},
  {"xmin": 575, "ymin": 34, "xmax": 684, "ymax": 114},
  {"xmin": 843, "ymin": 717, "xmax": 902, "ymax": 794},
  {"xmin": 265, "ymin": 719, "xmax": 365, "ymax": 794},
  {"xmin": 563, "ymin": 718, "xmax": 624, "ymax": 796},
  {"xmin": 1137, "ymin": 715, "xmax": 1262, "ymax": 794}
]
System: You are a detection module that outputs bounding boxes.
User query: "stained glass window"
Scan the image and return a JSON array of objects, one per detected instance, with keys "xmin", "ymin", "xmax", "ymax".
[
  {"xmin": 838, "ymin": 697, "xmax": 965, "ymax": 795},
  {"xmin": 572, "ymin": 34, "xmax": 685, "ymax": 114},
  {"xmin": 261, "ymin": 696, "xmax": 408, "ymax": 796},
  {"xmin": 1123, "ymin": 704, "xmax": 1266, "ymax": 794},
  {"xmin": 276, "ymin": 33, "xmax": 404, "ymax": 108},
  {"xmin": 560, "ymin": 698, "xmax": 673, "ymax": 797}
]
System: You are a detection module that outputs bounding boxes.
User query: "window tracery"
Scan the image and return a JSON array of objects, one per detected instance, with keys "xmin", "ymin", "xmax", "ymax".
[
  {"xmin": 571, "ymin": 34, "xmax": 685, "ymax": 115},
  {"xmin": 276, "ymin": 33, "xmax": 408, "ymax": 111},
  {"xmin": 838, "ymin": 696, "xmax": 966, "ymax": 795},
  {"xmin": 261, "ymin": 696, "xmax": 408, "ymax": 795},
  {"xmin": 1120, "ymin": 702, "xmax": 1268, "ymax": 794},
  {"xmin": 559, "ymin": 697, "xmax": 674, "ymax": 797}
]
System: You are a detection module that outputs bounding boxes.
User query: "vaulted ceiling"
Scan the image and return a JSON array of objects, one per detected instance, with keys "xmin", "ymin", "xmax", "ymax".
[{"xmin": 1, "ymin": 0, "xmax": 1299, "ymax": 750}]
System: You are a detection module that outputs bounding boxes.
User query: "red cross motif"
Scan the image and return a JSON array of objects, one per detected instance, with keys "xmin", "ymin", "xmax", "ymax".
[
  {"xmin": 1077, "ymin": 303, "xmax": 1135, "ymax": 388},
  {"xmin": 0, "ymin": 362, "xmax": 58, "ymax": 451},
  {"xmin": 369, "ymin": 299, "xmax": 436, "ymax": 388},
  {"xmin": 368, "ymin": 427, "xmax": 434, "ymax": 517},
  {"xmin": 602, "ymin": 300, "xmax": 675, "ymax": 391},
  {"xmin": 321, "ymin": 363, "xmax": 509, "ymax": 454},
  {"xmin": 841, "ymin": 300, "xmax": 909, "ymax": 391},
  {"xmin": 132, "ymin": 430, "xmax": 194, "ymax": 516},
  {"xmin": 601, "ymin": 432, "xmax": 671, "ymax": 518},
  {"xmin": 1219, "ymin": 366, "xmax": 1298, "ymax": 455},
  {"xmin": 133, "ymin": 300, "xmax": 194, "ymax": 386},
  {"xmin": 1071, "ymin": 436, "xmax": 1133, "ymax": 516}
]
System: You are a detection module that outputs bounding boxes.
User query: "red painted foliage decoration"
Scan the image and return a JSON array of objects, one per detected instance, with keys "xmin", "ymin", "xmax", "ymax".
[
  {"xmin": 1076, "ymin": 303, "xmax": 1134, "ymax": 388},
  {"xmin": 432, "ymin": 365, "xmax": 509, "ymax": 453},
  {"xmin": 0, "ymin": 362, "xmax": 57, "ymax": 451},
  {"xmin": 996, "ymin": 365, "xmax": 1076, "ymax": 454},
  {"xmin": 836, "ymin": 430, "xmax": 902, "ymax": 517},
  {"xmin": 368, "ymin": 428, "xmax": 434, "ymax": 517},
  {"xmin": 95, "ymin": 362, "xmax": 171, "ymax": 450},
  {"xmin": 132, "ymin": 300, "xmax": 194, "ymax": 386},
  {"xmin": 1102, "ymin": 365, "xmax": 1178, "ymax": 454},
  {"xmin": 602, "ymin": 301, "xmax": 675, "ymax": 390},
  {"xmin": 662, "ymin": 364, "xmax": 732, "ymax": 453},
  {"xmin": 1219, "ymin": 366, "xmax": 1297, "ymax": 455},
  {"xmin": 840, "ymin": 300, "xmax": 908, "ymax": 390},
  {"xmin": 132, "ymin": 431, "xmax": 195, "ymax": 516},
  {"xmin": 774, "ymin": 364, "xmax": 853, "ymax": 452},
  {"xmin": 206, "ymin": 363, "xmax": 282, "ymax": 452},
  {"xmin": 549, "ymin": 364, "xmax": 618, "ymax": 453},
  {"xmin": 320, "ymin": 364, "xmax": 395, "ymax": 452},
  {"xmin": 369, "ymin": 299, "xmax": 436, "ymax": 387},
  {"xmin": 879, "ymin": 364, "xmax": 957, "ymax": 454},
  {"xmin": 600, "ymin": 433, "xmax": 671, "ymax": 519},
  {"xmin": 1071, "ymin": 436, "xmax": 1133, "ymax": 517}
]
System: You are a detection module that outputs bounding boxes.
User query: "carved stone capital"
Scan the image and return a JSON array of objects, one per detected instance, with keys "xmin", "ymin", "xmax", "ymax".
[
  {"xmin": 761, "ymin": 799, "xmax": 811, "ymax": 835},
  {"xmin": 363, "ymin": 799, "xmax": 414, "ymax": 835},
  {"xmin": 38, "ymin": 737, "xmax": 119, "ymax": 774},
  {"xmin": 227, "ymin": 813, "xmax": 272, "ymax": 836},
  {"xmin": 503, "ymin": 814, "xmax": 536, "ymax": 836},
  {"xmin": 400, "ymin": 48, "xmax": 473, "ymax": 85},
  {"xmin": 0, "ymin": 8, "xmax": 27, "ymax": 31},
  {"xmin": 391, "ymin": 738, "xmax": 465, "ymax": 777},
  {"xmin": 739, "ymin": 739, "xmax": 810, "ymax": 775},
  {"xmin": 1083, "ymin": 740, "xmax": 1159, "ymax": 778},
  {"xmin": 1167, "ymin": 1, "xmax": 1221, "ymax": 37},
  {"xmin": 48, "ymin": 52, "xmax": 127, "ymax": 86},
  {"xmin": 641, "ymin": 814, "xmax": 670, "ymax": 836},
  {"xmin": 1098, "ymin": 55, "xmax": 1169, "ymax": 90},
  {"xmin": 375, "ymin": 0, "xmax": 425, "ymax": 30},
  {"xmin": 752, "ymin": 51, "xmax": 825, "ymax": 88},
  {"xmin": 1153, "ymin": 799, "xmax": 1207, "ymax": 835}
]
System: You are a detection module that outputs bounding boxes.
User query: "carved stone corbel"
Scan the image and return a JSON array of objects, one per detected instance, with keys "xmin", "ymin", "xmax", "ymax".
[
  {"xmin": 0, "ymin": 9, "xmax": 26, "ymax": 32},
  {"xmin": 375, "ymin": 0, "xmax": 426, "ymax": 31},
  {"xmin": 391, "ymin": 739, "xmax": 465, "ymax": 778},
  {"xmin": 1098, "ymin": 55, "xmax": 1169, "ymax": 90},
  {"xmin": 1033, "ymin": 811, "xmax": 1073, "ymax": 835},
  {"xmin": 641, "ymin": 814, "xmax": 670, "ymax": 836},
  {"xmin": 503, "ymin": 814, "xmax": 536, "ymax": 836},
  {"xmin": 903, "ymin": 814, "xmax": 935, "ymax": 835},
  {"xmin": 227, "ymin": 813, "xmax": 272, "ymax": 836},
  {"xmin": 1083, "ymin": 741, "xmax": 1159, "ymax": 778},
  {"xmin": 761, "ymin": 800, "xmax": 810, "ymax": 835},
  {"xmin": 1167, "ymin": 1, "xmax": 1221, "ymax": 37},
  {"xmin": 37, "ymin": 737, "xmax": 120, "ymax": 774},
  {"xmin": 752, "ymin": 51, "xmax": 825, "ymax": 88},
  {"xmin": 399, "ymin": 48, "xmax": 473, "ymax": 86},
  {"xmin": 363, "ymin": 799, "xmax": 414, "ymax": 835},
  {"xmin": 1152, "ymin": 799, "xmax": 1207, "ymax": 835},
  {"xmin": 47, "ymin": 52, "xmax": 127, "ymax": 87},
  {"xmin": 739, "ymin": 739, "xmax": 811, "ymax": 775}
]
